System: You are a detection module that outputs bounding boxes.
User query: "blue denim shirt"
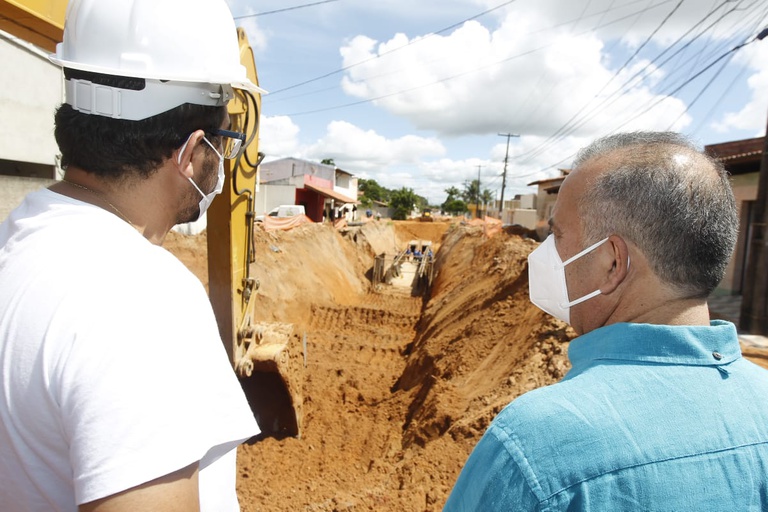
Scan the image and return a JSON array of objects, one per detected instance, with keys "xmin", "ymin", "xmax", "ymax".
[{"xmin": 444, "ymin": 321, "xmax": 768, "ymax": 511}]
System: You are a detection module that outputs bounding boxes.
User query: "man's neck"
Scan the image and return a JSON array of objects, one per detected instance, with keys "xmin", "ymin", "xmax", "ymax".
[{"xmin": 53, "ymin": 166, "xmax": 176, "ymax": 245}]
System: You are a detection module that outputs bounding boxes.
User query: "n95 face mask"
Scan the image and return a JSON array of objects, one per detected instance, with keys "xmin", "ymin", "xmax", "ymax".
[
  {"xmin": 528, "ymin": 235, "xmax": 608, "ymax": 324},
  {"xmin": 188, "ymin": 137, "xmax": 225, "ymax": 220},
  {"xmin": 178, "ymin": 135, "xmax": 226, "ymax": 221}
]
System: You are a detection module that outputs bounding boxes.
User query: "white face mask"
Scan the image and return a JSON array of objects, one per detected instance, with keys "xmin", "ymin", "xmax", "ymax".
[
  {"xmin": 178, "ymin": 136, "xmax": 225, "ymax": 221},
  {"xmin": 528, "ymin": 235, "xmax": 609, "ymax": 324}
]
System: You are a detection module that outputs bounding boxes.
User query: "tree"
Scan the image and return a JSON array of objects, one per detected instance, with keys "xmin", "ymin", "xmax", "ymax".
[
  {"xmin": 442, "ymin": 186, "xmax": 465, "ymax": 215},
  {"xmin": 481, "ymin": 189, "xmax": 495, "ymax": 209},
  {"xmin": 444, "ymin": 186, "xmax": 461, "ymax": 202},
  {"xmin": 358, "ymin": 179, "xmax": 386, "ymax": 203},
  {"xmin": 461, "ymin": 179, "xmax": 480, "ymax": 207},
  {"xmin": 442, "ymin": 198, "xmax": 467, "ymax": 215},
  {"xmin": 320, "ymin": 158, "xmax": 335, "ymax": 166},
  {"xmin": 390, "ymin": 187, "xmax": 417, "ymax": 220}
]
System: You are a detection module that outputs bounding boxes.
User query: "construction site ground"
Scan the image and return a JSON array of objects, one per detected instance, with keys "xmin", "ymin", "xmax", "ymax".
[{"xmin": 163, "ymin": 219, "xmax": 768, "ymax": 511}]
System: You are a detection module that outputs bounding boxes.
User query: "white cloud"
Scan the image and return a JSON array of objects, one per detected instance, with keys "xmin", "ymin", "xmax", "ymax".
[
  {"xmin": 711, "ymin": 43, "xmax": 768, "ymax": 135},
  {"xmin": 235, "ymin": 0, "xmax": 768, "ymax": 204},
  {"xmin": 303, "ymin": 120, "xmax": 445, "ymax": 170},
  {"xmin": 338, "ymin": 9, "xmax": 691, "ymax": 140},
  {"xmin": 259, "ymin": 116, "xmax": 300, "ymax": 157},
  {"xmin": 224, "ymin": 0, "xmax": 268, "ymax": 52}
]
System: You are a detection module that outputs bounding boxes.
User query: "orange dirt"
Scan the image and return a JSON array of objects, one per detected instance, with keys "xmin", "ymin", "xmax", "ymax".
[
  {"xmin": 165, "ymin": 220, "xmax": 573, "ymax": 510},
  {"xmin": 161, "ymin": 219, "xmax": 766, "ymax": 511}
]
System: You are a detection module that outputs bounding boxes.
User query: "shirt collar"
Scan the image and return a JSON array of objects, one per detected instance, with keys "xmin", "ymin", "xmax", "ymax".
[{"xmin": 567, "ymin": 320, "xmax": 741, "ymax": 373}]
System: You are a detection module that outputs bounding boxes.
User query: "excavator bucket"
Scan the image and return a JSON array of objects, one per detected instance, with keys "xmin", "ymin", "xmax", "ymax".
[{"xmin": 235, "ymin": 321, "xmax": 303, "ymax": 438}]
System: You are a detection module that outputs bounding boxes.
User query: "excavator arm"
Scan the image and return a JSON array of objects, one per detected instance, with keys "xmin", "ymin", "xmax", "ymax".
[
  {"xmin": 0, "ymin": 0, "xmax": 65, "ymax": 52},
  {"xmin": 208, "ymin": 28, "xmax": 303, "ymax": 438}
]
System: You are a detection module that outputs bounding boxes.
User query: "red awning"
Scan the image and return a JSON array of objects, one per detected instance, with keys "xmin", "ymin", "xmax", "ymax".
[{"xmin": 304, "ymin": 183, "xmax": 358, "ymax": 204}]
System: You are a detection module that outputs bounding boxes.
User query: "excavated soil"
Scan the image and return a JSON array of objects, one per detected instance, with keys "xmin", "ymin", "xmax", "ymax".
[{"xmin": 162, "ymin": 219, "xmax": 767, "ymax": 511}]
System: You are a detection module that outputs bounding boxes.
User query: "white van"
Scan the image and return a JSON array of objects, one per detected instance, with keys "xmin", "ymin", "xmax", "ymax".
[{"xmin": 256, "ymin": 205, "xmax": 305, "ymax": 222}]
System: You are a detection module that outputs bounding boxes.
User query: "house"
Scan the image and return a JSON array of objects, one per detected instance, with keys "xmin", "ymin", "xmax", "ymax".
[
  {"xmin": 366, "ymin": 199, "xmax": 393, "ymax": 220},
  {"xmin": 257, "ymin": 157, "xmax": 359, "ymax": 223},
  {"xmin": 527, "ymin": 169, "xmax": 570, "ymax": 240},
  {"xmin": 704, "ymin": 137, "xmax": 763, "ymax": 297},
  {"xmin": 502, "ymin": 193, "xmax": 538, "ymax": 229}
]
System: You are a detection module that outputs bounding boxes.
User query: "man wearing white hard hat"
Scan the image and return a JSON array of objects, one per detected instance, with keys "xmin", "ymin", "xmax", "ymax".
[{"xmin": 0, "ymin": 1, "xmax": 265, "ymax": 510}]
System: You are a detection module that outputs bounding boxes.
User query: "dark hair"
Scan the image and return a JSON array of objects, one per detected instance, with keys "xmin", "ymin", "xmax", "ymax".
[
  {"xmin": 55, "ymin": 70, "xmax": 226, "ymax": 179},
  {"xmin": 575, "ymin": 131, "xmax": 738, "ymax": 298}
]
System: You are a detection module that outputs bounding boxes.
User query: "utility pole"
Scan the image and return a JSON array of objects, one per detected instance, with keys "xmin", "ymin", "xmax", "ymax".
[
  {"xmin": 476, "ymin": 165, "xmax": 482, "ymax": 219},
  {"xmin": 498, "ymin": 133, "xmax": 519, "ymax": 220}
]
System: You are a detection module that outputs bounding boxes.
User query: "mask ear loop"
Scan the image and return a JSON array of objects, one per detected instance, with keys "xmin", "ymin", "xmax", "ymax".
[
  {"xmin": 561, "ymin": 241, "xmax": 632, "ymax": 308},
  {"xmin": 177, "ymin": 133, "xmax": 194, "ymax": 165},
  {"xmin": 201, "ymin": 136, "xmax": 224, "ymax": 160},
  {"xmin": 176, "ymin": 133, "xmax": 209, "ymax": 198},
  {"xmin": 561, "ymin": 237, "xmax": 609, "ymax": 267},
  {"xmin": 558, "ymin": 237, "xmax": 610, "ymax": 309}
]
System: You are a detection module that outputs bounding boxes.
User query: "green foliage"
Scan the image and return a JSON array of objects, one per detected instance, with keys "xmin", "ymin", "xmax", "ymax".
[
  {"xmin": 320, "ymin": 158, "xmax": 335, "ymax": 166},
  {"xmin": 462, "ymin": 179, "xmax": 480, "ymax": 206},
  {"xmin": 441, "ymin": 185, "xmax": 467, "ymax": 215},
  {"xmin": 358, "ymin": 179, "xmax": 387, "ymax": 203},
  {"xmin": 444, "ymin": 186, "xmax": 461, "ymax": 202},
  {"xmin": 358, "ymin": 180, "xmax": 429, "ymax": 215},
  {"xmin": 442, "ymin": 199, "xmax": 467, "ymax": 215},
  {"xmin": 390, "ymin": 187, "xmax": 417, "ymax": 220},
  {"xmin": 481, "ymin": 189, "xmax": 495, "ymax": 206}
]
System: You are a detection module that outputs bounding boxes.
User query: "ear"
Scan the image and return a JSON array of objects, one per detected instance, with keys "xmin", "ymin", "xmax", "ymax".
[
  {"xmin": 600, "ymin": 234, "xmax": 630, "ymax": 295},
  {"xmin": 174, "ymin": 130, "xmax": 206, "ymax": 179}
]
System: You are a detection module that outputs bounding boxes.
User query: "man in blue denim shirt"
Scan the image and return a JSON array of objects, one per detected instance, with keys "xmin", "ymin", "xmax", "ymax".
[{"xmin": 444, "ymin": 132, "xmax": 768, "ymax": 511}]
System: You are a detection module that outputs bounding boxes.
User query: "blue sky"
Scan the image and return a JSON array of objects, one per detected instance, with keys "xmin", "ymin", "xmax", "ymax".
[{"xmin": 224, "ymin": 0, "xmax": 768, "ymax": 205}]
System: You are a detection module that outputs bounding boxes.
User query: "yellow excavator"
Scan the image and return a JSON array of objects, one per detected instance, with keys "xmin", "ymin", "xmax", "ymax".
[{"xmin": 1, "ymin": 0, "xmax": 302, "ymax": 438}]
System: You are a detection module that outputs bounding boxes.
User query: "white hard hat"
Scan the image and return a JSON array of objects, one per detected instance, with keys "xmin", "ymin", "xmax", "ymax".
[{"xmin": 49, "ymin": 0, "xmax": 266, "ymax": 120}]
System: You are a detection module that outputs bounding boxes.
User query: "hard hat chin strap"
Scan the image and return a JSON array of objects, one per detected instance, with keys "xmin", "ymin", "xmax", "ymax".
[{"xmin": 65, "ymin": 78, "xmax": 234, "ymax": 120}]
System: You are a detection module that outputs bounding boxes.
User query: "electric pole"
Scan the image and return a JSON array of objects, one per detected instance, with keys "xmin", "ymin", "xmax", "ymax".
[
  {"xmin": 476, "ymin": 165, "xmax": 482, "ymax": 219},
  {"xmin": 498, "ymin": 133, "xmax": 519, "ymax": 220}
]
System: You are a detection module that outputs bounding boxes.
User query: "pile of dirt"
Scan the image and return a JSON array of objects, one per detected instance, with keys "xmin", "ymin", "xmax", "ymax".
[
  {"xmin": 164, "ymin": 229, "xmax": 209, "ymax": 289},
  {"xmin": 395, "ymin": 225, "xmax": 573, "ymax": 451},
  {"xmin": 165, "ymin": 219, "xmax": 572, "ymax": 510}
]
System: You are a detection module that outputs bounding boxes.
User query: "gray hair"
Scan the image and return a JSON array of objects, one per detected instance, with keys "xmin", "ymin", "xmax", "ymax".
[{"xmin": 574, "ymin": 131, "xmax": 738, "ymax": 298}]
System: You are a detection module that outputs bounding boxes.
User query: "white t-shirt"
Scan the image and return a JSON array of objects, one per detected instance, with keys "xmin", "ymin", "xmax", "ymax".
[{"xmin": 0, "ymin": 189, "xmax": 260, "ymax": 511}]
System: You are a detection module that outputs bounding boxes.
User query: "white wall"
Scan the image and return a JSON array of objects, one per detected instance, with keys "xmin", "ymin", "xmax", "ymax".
[
  {"xmin": 0, "ymin": 31, "xmax": 62, "ymax": 223},
  {"xmin": 254, "ymin": 184, "xmax": 298, "ymax": 215},
  {"xmin": 260, "ymin": 158, "xmax": 335, "ymax": 184},
  {"xmin": 519, "ymin": 193, "xmax": 537, "ymax": 209},
  {"xmin": 510, "ymin": 209, "xmax": 537, "ymax": 230},
  {"xmin": 0, "ymin": 176, "xmax": 55, "ymax": 223},
  {"xmin": 334, "ymin": 174, "xmax": 357, "ymax": 202},
  {"xmin": 0, "ymin": 31, "xmax": 62, "ymax": 168}
]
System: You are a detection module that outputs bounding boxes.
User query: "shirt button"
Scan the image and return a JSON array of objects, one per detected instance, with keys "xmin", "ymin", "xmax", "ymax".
[{"xmin": 712, "ymin": 351, "xmax": 723, "ymax": 361}]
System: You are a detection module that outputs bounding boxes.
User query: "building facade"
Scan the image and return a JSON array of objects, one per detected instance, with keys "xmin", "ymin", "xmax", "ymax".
[{"xmin": 257, "ymin": 157, "xmax": 358, "ymax": 223}]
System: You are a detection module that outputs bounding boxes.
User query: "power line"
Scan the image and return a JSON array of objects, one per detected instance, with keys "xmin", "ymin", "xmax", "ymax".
[
  {"xmin": 521, "ymin": 23, "xmax": 768, "ymax": 179},
  {"xmin": 267, "ymin": 0, "xmax": 520, "ymax": 95},
  {"xmin": 233, "ymin": 0, "xmax": 338, "ymax": 20},
  {"xmin": 514, "ymin": 0, "xmax": 743, "ymax": 166},
  {"xmin": 274, "ymin": 0, "xmax": 681, "ymax": 117},
  {"xmin": 514, "ymin": 0, "xmax": 758, "ymax": 167}
]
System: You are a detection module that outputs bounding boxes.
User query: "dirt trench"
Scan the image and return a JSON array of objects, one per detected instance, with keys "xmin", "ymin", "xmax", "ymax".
[
  {"xmin": 165, "ymin": 219, "xmax": 572, "ymax": 511},
  {"xmin": 161, "ymin": 217, "xmax": 768, "ymax": 511}
]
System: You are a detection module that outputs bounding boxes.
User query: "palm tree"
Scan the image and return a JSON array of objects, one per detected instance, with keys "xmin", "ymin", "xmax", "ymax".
[{"xmin": 481, "ymin": 189, "xmax": 495, "ymax": 216}]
